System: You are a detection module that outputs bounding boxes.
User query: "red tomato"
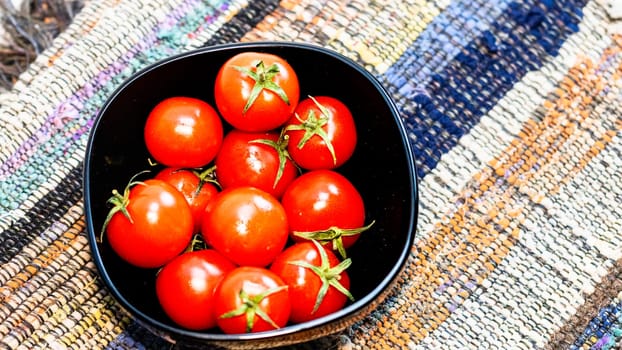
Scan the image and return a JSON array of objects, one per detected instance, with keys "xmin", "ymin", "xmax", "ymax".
[
  {"xmin": 281, "ymin": 170, "xmax": 370, "ymax": 258},
  {"xmin": 215, "ymin": 129, "xmax": 298, "ymax": 199},
  {"xmin": 144, "ymin": 96, "xmax": 223, "ymax": 168},
  {"xmin": 285, "ymin": 96, "xmax": 357, "ymax": 170},
  {"xmin": 155, "ymin": 167, "xmax": 219, "ymax": 233},
  {"xmin": 214, "ymin": 266, "xmax": 291, "ymax": 334},
  {"xmin": 201, "ymin": 186, "xmax": 289, "ymax": 267},
  {"xmin": 155, "ymin": 249, "xmax": 235, "ymax": 330},
  {"xmin": 270, "ymin": 241, "xmax": 353, "ymax": 323},
  {"xmin": 103, "ymin": 178, "xmax": 193, "ymax": 268},
  {"xmin": 214, "ymin": 52, "xmax": 300, "ymax": 132}
]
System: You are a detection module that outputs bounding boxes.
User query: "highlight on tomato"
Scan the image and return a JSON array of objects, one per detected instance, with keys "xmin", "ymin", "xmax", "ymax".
[
  {"xmin": 156, "ymin": 249, "xmax": 235, "ymax": 330},
  {"xmin": 270, "ymin": 240, "xmax": 354, "ymax": 323},
  {"xmin": 144, "ymin": 96, "xmax": 223, "ymax": 168},
  {"xmin": 201, "ymin": 186, "xmax": 289, "ymax": 267},
  {"xmin": 101, "ymin": 174, "xmax": 194, "ymax": 268},
  {"xmin": 214, "ymin": 52, "xmax": 300, "ymax": 132},
  {"xmin": 284, "ymin": 95, "xmax": 357, "ymax": 170},
  {"xmin": 214, "ymin": 266, "xmax": 291, "ymax": 334}
]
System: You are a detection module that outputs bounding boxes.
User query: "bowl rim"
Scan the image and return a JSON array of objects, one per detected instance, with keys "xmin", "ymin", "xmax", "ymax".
[{"xmin": 83, "ymin": 40, "xmax": 419, "ymax": 343}]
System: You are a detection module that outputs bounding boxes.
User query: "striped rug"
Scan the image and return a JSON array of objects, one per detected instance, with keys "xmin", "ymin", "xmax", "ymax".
[{"xmin": 1, "ymin": 0, "xmax": 621, "ymax": 349}]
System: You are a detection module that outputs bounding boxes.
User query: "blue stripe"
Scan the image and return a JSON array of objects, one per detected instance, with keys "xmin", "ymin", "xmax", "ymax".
[
  {"xmin": 382, "ymin": 0, "xmax": 587, "ymax": 178},
  {"xmin": 383, "ymin": 0, "xmax": 513, "ymax": 90},
  {"xmin": 570, "ymin": 302, "xmax": 622, "ymax": 350}
]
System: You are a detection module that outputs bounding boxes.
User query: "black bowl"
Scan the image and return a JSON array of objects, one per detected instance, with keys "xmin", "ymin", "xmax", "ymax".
[{"xmin": 83, "ymin": 42, "xmax": 418, "ymax": 349}]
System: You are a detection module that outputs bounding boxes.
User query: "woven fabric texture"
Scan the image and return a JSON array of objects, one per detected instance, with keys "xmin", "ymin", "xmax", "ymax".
[{"xmin": 1, "ymin": 0, "xmax": 621, "ymax": 349}]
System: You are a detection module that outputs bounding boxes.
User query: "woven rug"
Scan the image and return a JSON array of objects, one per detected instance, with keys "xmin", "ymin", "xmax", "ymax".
[{"xmin": 1, "ymin": 0, "xmax": 622, "ymax": 349}]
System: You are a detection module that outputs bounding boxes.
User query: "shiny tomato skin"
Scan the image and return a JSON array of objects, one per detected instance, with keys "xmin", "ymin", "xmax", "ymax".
[
  {"xmin": 270, "ymin": 242, "xmax": 350, "ymax": 323},
  {"xmin": 106, "ymin": 179, "xmax": 193, "ymax": 268},
  {"xmin": 201, "ymin": 186, "xmax": 289, "ymax": 267},
  {"xmin": 155, "ymin": 249, "xmax": 235, "ymax": 330},
  {"xmin": 155, "ymin": 167, "xmax": 219, "ymax": 233},
  {"xmin": 285, "ymin": 96, "xmax": 357, "ymax": 170},
  {"xmin": 214, "ymin": 266, "xmax": 291, "ymax": 334},
  {"xmin": 144, "ymin": 96, "xmax": 223, "ymax": 168},
  {"xmin": 214, "ymin": 52, "xmax": 300, "ymax": 132},
  {"xmin": 215, "ymin": 129, "xmax": 298, "ymax": 199},
  {"xmin": 281, "ymin": 170, "xmax": 365, "ymax": 249}
]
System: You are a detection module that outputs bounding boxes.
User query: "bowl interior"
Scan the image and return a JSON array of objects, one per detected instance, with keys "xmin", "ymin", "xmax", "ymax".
[{"xmin": 84, "ymin": 42, "xmax": 417, "ymax": 344}]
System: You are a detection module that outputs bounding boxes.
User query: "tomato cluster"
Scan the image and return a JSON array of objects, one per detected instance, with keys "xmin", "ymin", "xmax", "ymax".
[{"xmin": 100, "ymin": 52, "xmax": 374, "ymax": 334}]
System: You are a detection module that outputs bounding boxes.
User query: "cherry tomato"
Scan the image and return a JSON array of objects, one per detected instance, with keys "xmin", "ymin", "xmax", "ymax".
[
  {"xmin": 144, "ymin": 96, "xmax": 223, "ymax": 168},
  {"xmin": 103, "ymin": 177, "xmax": 193, "ymax": 268},
  {"xmin": 155, "ymin": 249, "xmax": 235, "ymax": 330},
  {"xmin": 214, "ymin": 266, "xmax": 291, "ymax": 334},
  {"xmin": 155, "ymin": 167, "xmax": 219, "ymax": 233},
  {"xmin": 284, "ymin": 96, "xmax": 357, "ymax": 170},
  {"xmin": 201, "ymin": 186, "xmax": 289, "ymax": 267},
  {"xmin": 270, "ymin": 240, "xmax": 353, "ymax": 323},
  {"xmin": 215, "ymin": 129, "xmax": 298, "ymax": 199},
  {"xmin": 214, "ymin": 52, "xmax": 300, "ymax": 132},
  {"xmin": 281, "ymin": 170, "xmax": 370, "ymax": 258}
]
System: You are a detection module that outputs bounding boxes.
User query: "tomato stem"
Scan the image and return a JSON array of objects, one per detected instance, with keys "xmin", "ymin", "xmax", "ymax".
[
  {"xmin": 219, "ymin": 285, "xmax": 288, "ymax": 332},
  {"xmin": 194, "ymin": 165, "xmax": 220, "ymax": 195},
  {"xmin": 284, "ymin": 96, "xmax": 337, "ymax": 165},
  {"xmin": 249, "ymin": 130, "xmax": 297, "ymax": 189},
  {"xmin": 289, "ymin": 240, "xmax": 354, "ymax": 314},
  {"xmin": 184, "ymin": 233, "xmax": 207, "ymax": 253},
  {"xmin": 233, "ymin": 61, "xmax": 290, "ymax": 114},
  {"xmin": 99, "ymin": 170, "xmax": 150, "ymax": 243},
  {"xmin": 293, "ymin": 220, "xmax": 375, "ymax": 259}
]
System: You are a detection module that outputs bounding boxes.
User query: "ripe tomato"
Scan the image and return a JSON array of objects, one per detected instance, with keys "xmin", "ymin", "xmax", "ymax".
[
  {"xmin": 281, "ymin": 170, "xmax": 370, "ymax": 258},
  {"xmin": 155, "ymin": 249, "xmax": 235, "ymax": 330},
  {"xmin": 214, "ymin": 266, "xmax": 291, "ymax": 334},
  {"xmin": 155, "ymin": 167, "xmax": 219, "ymax": 233},
  {"xmin": 285, "ymin": 96, "xmax": 357, "ymax": 170},
  {"xmin": 214, "ymin": 52, "xmax": 300, "ymax": 132},
  {"xmin": 270, "ymin": 241, "xmax": 353, "ymax": 323},
  {"xmin": 201, "ymin": 186, "xmax": 289, "ymax": 267},
  {"xmin": 144, "ymin": 96, "xmax": 223, "ymax": 168},
  {"xmin": 215, "ymin": 129, "xmax": 298, "ymax": 199},
  {"xmin": 103, "ymin": 178, "xmax": 193, "ymax": 268}
]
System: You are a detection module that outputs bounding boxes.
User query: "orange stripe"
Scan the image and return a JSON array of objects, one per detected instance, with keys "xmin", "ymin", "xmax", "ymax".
[
  {"xmin": 0, "ymin": 218, "xmax": 83, "ymax": 306},
  {"xmin": 241, "ymin": 0, "xmax": 446, "ymax": 73}
]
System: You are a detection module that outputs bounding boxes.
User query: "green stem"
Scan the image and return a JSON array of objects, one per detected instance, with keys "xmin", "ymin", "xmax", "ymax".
[
  {"xmin": 249, "ymin": 130, "xmax": 298, "ymax": 189},
  {"xmin": 99, "ymin": 170, "xmax": 150, "ymax": 242},
  {"xmin": 288, "ymin": 240, "xmax": 354, "ymax": 314},
  {"xmin": 284, "ymin": 95, "xmax": 337, "ymax": 165},
  {"xmin": 293, "ymin": 220, "xmax": 375, "ymax": 259},
  {"xmin": 219, "ymin": 285, "xmax": 288, "ymax": 332},
  {"xmin": 193, "ymin": 165, "xmax": 220, "ymax": 195},
  {"xmin": 233, "ymin": 61, "xmax": 290, "ymax": 113}
]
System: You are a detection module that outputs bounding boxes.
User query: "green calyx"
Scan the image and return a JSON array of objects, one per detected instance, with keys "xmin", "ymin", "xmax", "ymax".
[
  {"xmin": 284, "ymin": 96, "xmax": 337, "ymax": 165},
  {"xmin": 184, "ymin": 233, "xmax": 207, "ymax": 253},
  {"xmin": 293, "ymin": 220, "xmax": 375, "ymax": 259},
  {"xmin": 192, "ymin": 165, "xmax": 220, "ymax": 196},
  {"xmin": 288, "ymin": 240, "xmax": 355, "ymax": 314},
  {"xmin": 233, "ymin": 60, "xmax": 290, "ymax": 113},
  {"xmin": 249, "ymin": 129, "xmax": 298, "ymax": 189},
  {"xmin": 219, "ymin": 285, "xmax": 288, "ymax": 333},
  {"xmin": 99, "ymin": 170, "xmax": 149, "ymax": 242}
]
